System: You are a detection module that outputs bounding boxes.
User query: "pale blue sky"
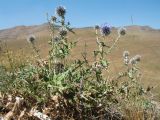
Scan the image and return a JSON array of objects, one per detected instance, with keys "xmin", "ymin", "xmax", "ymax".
[{"xmin": 0, "ymin": 0, "xmax": 160, "ymax": 29}]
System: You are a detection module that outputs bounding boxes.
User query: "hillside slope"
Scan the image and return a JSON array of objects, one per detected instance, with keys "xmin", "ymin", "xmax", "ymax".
[{"xmin": 0, "ymin": 24, "xmax": 160, "ymax": 100}]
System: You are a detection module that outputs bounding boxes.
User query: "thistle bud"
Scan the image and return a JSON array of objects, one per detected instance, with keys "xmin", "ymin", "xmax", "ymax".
[
  {"xmin": 51, "ymin": 16, "xmax": 57, "ymax": 22},
  {"xmin": 134, "ymin": 55, "xmax": 141, "ymax": 62},
  {"xmin": 123, "ymin": 51, "xmax": 129, "ymax": 58},
  {"xmin": 27, "ymin": 35, "xmax": 36, "ymax": 44},
  {"xmin": 118, "ymin": 27, "xmax": 126, "ymax": 36},
  {"xmin": 94, "ymin": 25, "xmax": 100, "ymax": 30},
  {"xmin": 123, "ymin": 51, "xmax": 130, "ymax": 65},
  {"xmin": 129, "ymin": 55, "xmax": 141, "ymax": 65},
  {"xmin": 59, "ymin": 27, "xmax": 67, "ymax": 37}
]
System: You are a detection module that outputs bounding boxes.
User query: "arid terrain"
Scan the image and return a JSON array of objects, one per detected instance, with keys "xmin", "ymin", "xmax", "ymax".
[{"xmin": 0, "ymin": 24, "xmax": 160, "ymax": 100}]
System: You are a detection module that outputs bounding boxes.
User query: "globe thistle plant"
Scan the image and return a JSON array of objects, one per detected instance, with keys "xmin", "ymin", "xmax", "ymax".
[
  {"xmin": 48, "ymin": 5, "xmax": 75, "ymax": 63},
  {"xmin": 26, "ymin": 34, "xmax": 41, "ymax": 59},
  {"xmin": 100, "ymin": 23, "xmax": 111, "ymax": 36},
  {"xmin": 118, "ymin": 27, "xmax": 127, "ymax": 36},
  {"xmin": 27, "ymin": 35, "xmax": 36, "ymax": 44},
  {"xmin": 56, "ymin": 6, "xmax": 66, "ymax": 18},
  {"xmin": 1, "ymin": 5, "xmax": 156, "ymax": 120},
  {"xmin": 94, "ymin": 25, "xmax": 100, "ymax": 35}
]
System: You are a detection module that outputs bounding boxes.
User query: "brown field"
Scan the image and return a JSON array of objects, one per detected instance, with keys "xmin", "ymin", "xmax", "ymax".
[{"xmin": 0, "ymin": 24, "xmax": 160, "ymax": 100}]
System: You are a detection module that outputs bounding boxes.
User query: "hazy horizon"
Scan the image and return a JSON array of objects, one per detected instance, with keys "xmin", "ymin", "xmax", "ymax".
[{"xmin": 0, "ymin": 22, "xmax": 159, "ymax": 31}]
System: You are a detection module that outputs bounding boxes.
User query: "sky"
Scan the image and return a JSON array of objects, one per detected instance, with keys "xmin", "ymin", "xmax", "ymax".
[{"xmin": 0, "ymin": 0, "xmax": 160, "ymax": 30}]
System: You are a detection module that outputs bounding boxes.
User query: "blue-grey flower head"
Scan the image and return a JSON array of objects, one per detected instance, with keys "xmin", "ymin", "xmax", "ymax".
[
  {"xmin": 100, "ymin": 23, "xmax": 111, "ymax": 36},
  {"xmin": 123, "ymin": 51, "xmax": 129, "ymax": 58},
  {"xmin": 59, "ymin": 27, "xmax": 67, "ymax": 36},
  {"xmin": 67, "ymin": 22, "xmax": 70, "ymax": 25},
  {"xmin": 51, "ymin": 16, "xmax": 57, "ymax": 22},
  {"xmin": 129, "ymin": 57, "xmax": 136, "ymax": 65},
  {"xmin": 129, "ymin": 55, "xmax": 141, "ymax": 65},
  {"xmin": 56, "ymin": 6, "xmax": 66, "ymax": 17},
  {"xmin": 118, "ymin": 27, "xmax": 127, "ymax": 36},
  {"xmin": 94, "ymin": 25, "xmax": 100, "ymax": 30},
  {"xmin": 134, "ymin": 55, "xmax": 141, "ymax": 62},
  {"xmin": 27, "ymin": 35, "xmax": 36, "ymax": 44}
]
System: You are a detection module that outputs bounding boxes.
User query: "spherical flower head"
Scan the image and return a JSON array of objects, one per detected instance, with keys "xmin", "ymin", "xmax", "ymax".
[
  {"xmin": 129, "ymin": 57, "xmax": 136, "ymax": 65},
  {"xmin": 118, "ymin": 27, "xmax": 127, "ymax": 36},
  {"xmin": 123, "ymin": 51, "xmax": 129, "ymax": 58},
  {"xmin": 94, "ymin": 25, "xmax": 100, "ymax": 30},
  {"xmin": 56, "ymin": 6, "xmax": 66, "ymax": 17},
  {"xmin": 134, "ymin": 55, "xmax": 141, "ymax": 62},
  {"xmin": 129, "ymin": 55, "xmax": 141, "ymax": 65},
  {"xmin": 51, "ymin": 16, "xmax": 57, "ymax": 22},
  {"xmin": 67, "ymin": 22, "xmax": 70, "ymax": 25},
  {"xmin": 59, "ymin": 27, "xmax": 67, "ymax": 36},
  {"xmin": 27, "ymin": 35, "xmax": 36, "ymax": 44},
  {"xmin": 100, "ymin": 23, "xmax": 111, "ymax": 36}
]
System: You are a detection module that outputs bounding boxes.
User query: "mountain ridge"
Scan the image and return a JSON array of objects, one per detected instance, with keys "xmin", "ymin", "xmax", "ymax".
[{"xmin": 0, "ymin": 23, "xmax": 159, "ymax": 41}]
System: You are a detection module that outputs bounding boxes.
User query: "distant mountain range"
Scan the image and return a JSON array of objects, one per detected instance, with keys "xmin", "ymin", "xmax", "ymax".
[{"xmin": 0, "ymin": 23, "xmax": 159, "ymax": 41}]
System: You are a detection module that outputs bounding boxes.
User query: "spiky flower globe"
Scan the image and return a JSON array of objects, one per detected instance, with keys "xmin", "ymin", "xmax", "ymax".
[
  {"xmin": 94, "ymin": 25, "xmax": 100, "ymax": 30},
  {"xmin": 59, "ymin": 27, "xmax": 67, "ymax": 36},
  {"xmin": 51, "ymin": 16, "xmax": 57, "ymax": 22},
  {"xmin": 27, "ymin": 35, "xmax": 36, "ymax": 44},
  {"xmin": 123, "ymin": 51, "xmax": 129, "ymax": 58},
  {"xmin": 67, "ymin": 22, "xmax": 70, "ymax": 25},
  {"xmin": 129, "ymin": 55, "xmax": 141, "ymax": 65},
  {"xmin": 134, "ymin": 55, "xmax": 141, "ymax": 62},
  {"xmin": 118, "ymin": 27, "xmax": 126, "ymax": 36},
  {"xmin": 56, "ymin": 6, "xmax": 66, "ymax": 17},
  {"xmin": 100, "ymin": 23, "xmax": 111, "ymax": 36}
]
